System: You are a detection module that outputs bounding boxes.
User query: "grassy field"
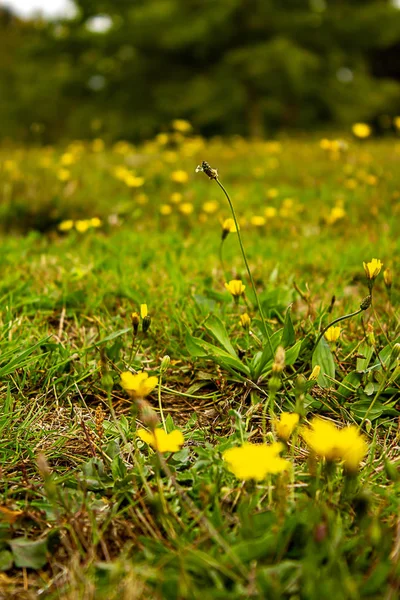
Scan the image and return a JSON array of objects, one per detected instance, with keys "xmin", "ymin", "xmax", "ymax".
[{"xmin": 0, "ymin": 128, "xmax": 399, "ymax": 599}]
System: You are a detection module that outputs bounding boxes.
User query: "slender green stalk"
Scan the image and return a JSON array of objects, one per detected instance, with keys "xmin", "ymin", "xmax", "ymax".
[
  {"xmin": 314, "ymin": 307, "xmax": 364, "ymax": 351},
  {"xmin": 215, "ymin": 178, "xmax": 274, "ymax": 356},
  {"xmin": 158, "ymin": 375, "xmax": 167, "ymax": 432}
]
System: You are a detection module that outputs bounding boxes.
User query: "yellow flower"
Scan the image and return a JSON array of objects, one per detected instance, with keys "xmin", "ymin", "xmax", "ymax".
[
  {"xmin": 250, "ymin": 215, "xmax": 266, "ymax": 227},
  {"xmin": 172, "ymin": 119, "xmax": 192, "ymax": 133},
  {"xmin": 302, "ymin": 418, "xmax": 368, "ymax": 472},
  {"xmin": 324, "ymin": 326, "xmax": 341, "ymax": 342},
  {"xmin": 326, "ymin": 206, "xmax": 346, "ymax": 225},
  {"xmin": 337, "ymin": 426, "xmax": 368, "ymax": 473},
  {"xmin": 264, "ymin": 206, "xmax": 277, "ymax": 218},
  {"xmin": 352, "ymin": 123, "xmax": 371, "ymax": 139},
  {"xmin": 138, "ymin": 428, "xmax": 184, "ymax": 453},
  {"xmin": 170, "ymin": 192, "xmax": 182, "ymax": 204},
  {"xmin": 363, "ymin": 258, "xmax": 383, "ymax": 280},
  {"xmin": 223, "ymin": 442, "xmax": 290, "ymax": 481},
  {"xmin": 125, "ymin": 174, "xmax": 144, "ymax": 188},
  {"xmin": 320, "ymin": 138, "xmax": 332, "ymax": 150},
  {"xmin": 222, "ymin": 218, "xmax": 238, "ymax": 234},
  {"xmin": 178, "ymin": 202, "xmax": 194, "ymax": 215},
  {"xmin": 171, "ymin": 170, "xmax": 189, "ymax": 184},
  {"xmin": 239, "ymin": 313, "xmax": 251, "ymax": 328},
  {"xmin": 140, "ymin": 304, "xmax": 148, "ymax": 319},
  {"xmin": 266, "ymin": 188, "xmax": 279, "ymax": 199},
  {"xmin": 60, "ymin": 152, "xmax": 75, "ymax": 166},
  {"xmin": 225, "ymin": 280, "xmax": 246, "ymax": 297},
  {"xmin": 308, "ymin": 365, "xmax": 321, "ymax": 381},
  {"xmin": 120, "ymin": 371, "xmax": 158, "ymax": 399},
  {"xmin": 383, "ymin": 268, "xmax": 392, "ymax": 288},
  {"xmin": 160, "ymin": 204, "xmax": 172, "ymax": 215},
  {"xmin": 57, "ymin": 168, "xmax": 71, "ymax": 182},
  {"xmin": 301, "ymin": 418, "xmax": 341, "ymax": 462},
  {"xmin": 58, "ymin": 219, "xmax": 74, "ymax": 232},
  {"xmin": 202, "ymin": 201, "xmax": 219, "ymax": 214},
  {"xmin": 75, "ymin": 220, "xmax": 90, "ymax": 233},
  {"xmin": 90, "ymin": 217, "xmax": 102, "ymax": 228},
  {"xmin": 394, "ymin": 116, "xmax": 400, "ymax": 130},
  {"xmin": 273, "ymin": 413, "xmax": 299, "ymax": 442}
]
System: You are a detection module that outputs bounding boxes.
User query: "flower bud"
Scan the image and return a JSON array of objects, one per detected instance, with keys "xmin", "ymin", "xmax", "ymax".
[
  {"xmin": 383, "ymin": 268, "xmax": 392, "ymax": 289},
  {"xmin": 389, "ymin": 343, "xmax": 400, "ymax": 365},
  {"xmin": 131, "ymin": 312, "xmax": 140, "ymax": 335},
  {"xmin": 142, "ymin": 315, "xmax": 151, "ymax": 333},
  {"xmin": 360, "ymin": 295, "xmax": 372, "ymax": 311},
  {"xmin": 272, "ymin": 346, "xmax": 285, "ymax": 373},
  {"xmin": 160, "ymin": 355, "xmax": 171, "ymax": 373}
]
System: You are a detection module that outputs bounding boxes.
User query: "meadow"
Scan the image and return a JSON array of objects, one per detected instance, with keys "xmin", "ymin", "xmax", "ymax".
[{"xmin": 0, "ymin": 124, "xmax": 399, "ymax": 599}]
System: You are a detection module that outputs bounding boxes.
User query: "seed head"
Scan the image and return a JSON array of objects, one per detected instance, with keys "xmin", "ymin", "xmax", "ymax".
[{"xmin": 195, "ymin": 161, "xmax": 218, "ymax": 180}]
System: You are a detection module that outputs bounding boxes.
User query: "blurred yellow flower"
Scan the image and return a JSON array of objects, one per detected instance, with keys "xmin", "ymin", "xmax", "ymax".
[
  {"xmin": 156, "ymin": 133, "xmax": 169, "ymax": 145},
  {"xmin": 273, "ymin": 413, "xmax": 299, "ymax": 442},
  {"xmin": 394, "ymin": 116, "xmax": 400, "ymax": 130},
  {"xmin": 223, "ymin": 442, "xmax": 290, "ymax": 481},
  {"xmin": 326, "ymin": 205, "xmax": 346, "ymax": 224},
  {"xmin": 172, "ymin": 119, "xmax": 192, "ymax": 133},
  {"xmin": 178, "ymin": 202, "xmax": 194, "ymax": 215},
  {"xmin": 225, "ymin": 280, "xmax": 245, "ymax": 297},
  {"xmin": 302, "ymin": 418, "xmax": 368, "ymax": 472},
  {"xmin": 170, "ymin": 192, "xmax": 182, "ymax": 204},
  {"xmin": 264, "ymin": 206, "xmax": 277, "ymax": 218},
  {"xmin": 320, "ymin": 138, "xmax": 332, "ymax": 150},
  {"xmin": 324, "ymin": 326, "xmax": 341, "ymax": 342},
  {"xmin": 125, "ymin": 174, "xmax": 144, "ymax": 188},
  {"xmin": 58, "ymin": 219, "xmax": 74, "ymax": 232},
  {"xmin": 250, "ymin": 215, "xmax": 266, "ymax": 227},
  {"xmin": 266, "ymin": 188, "xmax": 279, "ymax": 199},
  {"xmin": 140, "ymin": 304, "xmax": 148, "ymax": 319},
  {"xmin": 138, "ymin": 428, "xmax": 184, "ymax": 453},
  {"xmin": 171, "ymin": 170, "xmax": 189, "ymax": 183},
  {"xmin": 160, "ymin": 204, "xmax": 172, "ymax": 215},
  {"xmin": 75, "ymin": 220, "xmax": 90, "ymax": 233},
  {"xmin": 352, "ymin": 123, "xmax": 372, "ymax": 139},
  {"xmin": 383, "ymin": 268, "xmax": 392, "ymax": 288},
  {"xmin": 222, "ymin": 218, "xmax": 237, "ymax": 233},
  {"xmin": 57, "ymin": 168, "xmax": 71, "ymax": 182},
  {"xmin": 202, "ymin": 200, "xmax": 219, "ymax": 214},
  {"xmin": 90, "ymin": 217, "xmax": 102, "ymax": 228},
  {"xmin": 363, "ymin": 258, "xmax": 383, "ymax": 280},
  {"xmin": 60, "ymin": 152, "xmax": 75, "ymax": 166},
  {"xmin": 120, "ymin": 371, "xmax": 158, "ymax": 398},
  {"xmin": 239, "ymin": 313, "xmax": 251, "ymax": 328}
]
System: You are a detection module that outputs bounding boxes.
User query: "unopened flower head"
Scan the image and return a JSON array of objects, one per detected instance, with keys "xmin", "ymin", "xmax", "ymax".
[
  {"xmin": 324, "ymin": 326, "xmax": 341, "ymax": 343},
  {"xmin": 221, "ymin": 217, "xmax": 238, "ymax": 240},
  {"xmin": 195, "ymin": 161, "xmax": 218, "ymax": 180},
  {"xmin": 138, "ymin": 428, "xmax": 184, "ymax": 453},
  {"xmin": 273, "ymin": 413, "xmax": 299, "ymax": 442},
  {"xmin": 120, "ymin": 371, "xmax": 158, "ymax": 399},
  {"xmin": 131, "ymin": 312, "xmax": 140, "ymax": 335},
  {"xmin": 272, "ymin": 346, "xmax": 286, "ymax": 373},
  {"xmin": 225, "ymin": 279, "xmax": 246, "ymax": 298},
  {"xmin": 223, "ymin": 442, "xmax": 290, "ymax": 481},
  {"xmin": 239, "ymin": 313, "xmax": 251, "ymax": 328},
  {"xmin": 309, "ymin": 365, "xmax": 321, "ymax": 381},
  {"xmin": 363, "ymin": 258, "xmax": 383, "ymax": 281},
  {"xmin": 383, "ymin": 268, "xmax": 392, "ymax": 289},
  {"xmin": 140, "ymin": 304, "xmax": 148, "ymax": 319}
]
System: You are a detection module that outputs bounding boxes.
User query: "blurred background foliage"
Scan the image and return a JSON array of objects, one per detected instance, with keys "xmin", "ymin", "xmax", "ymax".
[{"xmin": 1, "ymin": 0, "xmax": 400, "ymax": 142}]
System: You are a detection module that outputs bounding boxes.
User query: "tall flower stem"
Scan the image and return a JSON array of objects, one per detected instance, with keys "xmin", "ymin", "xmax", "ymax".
[
  {"xmin": 215, "ymin": 178, "xmax": 274, "ymax": 356},
  {"xmin": 313, "ymin": 294, "xmax": 371, "ymax": 351}
]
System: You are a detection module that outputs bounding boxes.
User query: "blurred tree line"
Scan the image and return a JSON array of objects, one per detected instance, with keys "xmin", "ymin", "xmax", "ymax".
[{"xmin": 1, "ymin": 0, "xmax": 400, "ymax": 142}]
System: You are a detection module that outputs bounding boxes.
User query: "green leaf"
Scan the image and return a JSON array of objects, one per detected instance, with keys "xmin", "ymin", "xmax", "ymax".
[
  {"xmin": 0, "ymin": 337, "xmax": 50, "ymax": 377},
  {"xmin": 0, "ymin": 550, "xmax": 13, "ymax": 571},
  {"xmin": 312, "ymin": 338, "xmax": 335, "ymax": 388},
  {"xmin": 9, "ymin": 537, "xmax": 48, "ymax": 569},
  {"xmin": 253, "ymin": 329, "xmax": 282, "ymax": 379},
  {"xmin": 336, "ymin": 371, "xmax": 362, "ymax": 400},
  {"xmin": 356, "ymin": 342, "xmax": 374, "ymax": 372},
  {"xmin": 185, "ymin": 333, "xmax": 250, "ymax": 376},
  {"xmin": 285, "ymin": 340, "xmax": 302, "ymax": 366},
  {"xmin": 348, "ymin": 400, "xmax": 384, "ymax": 421},
  {"xmin": 281, "ymin": 306, "xmax": 295, "ymax": 348},
  {"xmin": 204, "ymin": 315, "xmax": 237, "ymax": 357}
]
